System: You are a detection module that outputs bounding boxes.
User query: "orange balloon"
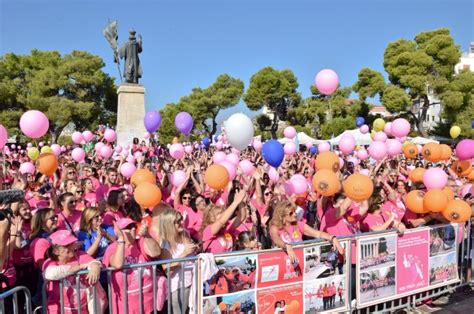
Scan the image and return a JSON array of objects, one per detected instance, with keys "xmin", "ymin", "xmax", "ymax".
[
  {"xmin": 439, "ymin": 144, "xmax": 452, "ymax": 161},
  {"xmin": 422, "ymin": 143, "xmax": 441, "ymax": 162},
  {"xmin": 403, "ymin": 143, "xmax": 419, "ymax": 159},
  {"xmin": 468, "ymin": 170, "xmax": 474, "ymax": 181},
  {"xmin": 36, "ymin": 153, "xmax": 58, "ymax": 176},
  {"xmin": 405, "ymin": 190, "xmax": 428, "ymax": 214},
  {"xmin": 134, "ymin": 182, "xmax": 162, "ymax": 208},
  {"xmin": 312, "ymin": 169, "xmax": 341, "ymax": 196},
  {"xmin": 423, "ymin": 189, "xmax": 448, "ymax": 213},
  {"xmin": 131, "ymin": 169, "xmax": 156, "ymax": 186},
  {"xmin": 442, "ymin": 199, "xmax": 472, "ymax": 223},
  {"xmin": 442, "ymin": 187, "xmax": 455, "ymax": 201},
  {"xmin": 205, "ymin": 164, "xmax": 230, "ymax": 190},
  {"xmin": 218, "ymin": 302, "xmax": 226, "ymax": 311},
  {"xmin": 451, "ymin": 160, "xmax": 472, "ymax": 177},
  {"xmin": 315, "ymin": 151, "xmax": 340, "ymax": 172},
  {"xmin": 295, "ymin": 191, "xmax": 309, "ymax": 206},
  {"xmin": 409, "ymin": 167, "xmax": 426, "ymax": 183},
  {"xmin": 343, "ymin": 173, "xmax": 374, "ymax": 202},
  {"xmin": 290, "ymin": 300, "xmax": 300, "ymax": 311}
]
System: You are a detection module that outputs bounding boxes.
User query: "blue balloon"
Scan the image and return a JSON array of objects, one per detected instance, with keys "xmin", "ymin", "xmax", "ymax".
[
  {"xmin": 262, "ymin": 140, "xmax": 284, "ymax": 168},
  {"xmin": 309, "ymin": 146, "xmax": 317, "ymax": 155},
  {"xmin": 471, "ymin": 119, "xmax": 474, "ymax": 129},
  {"xmin": 202, "ymin": 137, "xmax": 210, "ymax": 147},
  {"xmin": 213, "ymin": 135, "xmax": 219, "ymax": 142},
  {"xmin": 355, "ymin": 116, "xmax": 365, "ymax": 127}
]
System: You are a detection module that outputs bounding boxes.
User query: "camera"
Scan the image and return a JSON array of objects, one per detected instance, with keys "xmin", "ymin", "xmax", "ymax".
[
  {"xmin": 0, "ymin": 190, "xmax": 25, "ymax": 221},
  {"xmin": 0, "ymin": 208, "xmax": 14, "ymax": 221}
]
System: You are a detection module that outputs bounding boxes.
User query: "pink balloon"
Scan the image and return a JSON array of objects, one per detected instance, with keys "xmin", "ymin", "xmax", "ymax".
[
  {"xmin": 82, "ymin": 130, "xmax": 94, "ymax": 143},
  {"xmin": 143, "ymin": 132, "xmax": 150, "ymax": 140},
  {"xmin": 220, "ymin": 161, "xmax": 236, "ymax": 181},
  {"xmin": 284, "ymin": 142, "xmax": 297, "ymax": 155},
  {"xmin": 94, "ymin": 142, "xmax": 105, "ymax": 152},
  {"xmin": 50, "ymin": 144, "xmax": 61, "ymax": 156},
  {"xmin": 339, "ymin": 157, "xmax": 345, "ymax": 169},
  {"xmin": 339, "ymin": 134, "xmax": 355, "ymax": 155},
  {"xmin": 231, "ymin": 148, "xmax": 240, "ymax": 155},
  {"xmin": 423, "ymin": 168, "xmax": 448, "ymax": 190},
  {"xmin": 368, "ymin": 141, "xmax": 387, "ymax": 160},
  {"xmin": 374, "ymin": 132, "xmax": 387, "ymax": 142},
  {"xmin": 115, "ymin": 145, "xmax": 123, "ymax": 153},
  {"xmin": 318, "ymin": 142, "xmax": 330, "ymax": 153},
  {"xmin": 19, "ymin": 162, "xmax": 35, "ymax": 175},
  {"xmin": 120, "ymin": 162, "xmax": 136, "ymax": 178},
  {"xmin": 27, "ymin": 143, "xmax": 32, "ymax": 149},
  {"xmin": 10, "ymin": 144, "xmax": 16, "ymax": 149},
  {"xmin": 359, "ymin": 169, "xmax": 370, "ymax": 176},
  {"xmin": 38, "ymin": 142, "xmax": 44, "ymax": 147},
  {"xmin": 383, "ymin": 122, "xmax": 393, "ymax": 136},
  {"xmin": 100, "ymin": 146, "xmax": 113, "ymax": 159},
  {"xmin": 461, "ymin": 184, "xmax": 473, "ymax": 198},
  {"xmin": 347, "ymin": 156, "xmax": 359, "ymax": 166},
  {"xmin": 104, "ymin": 129, "xmax": 117, "ymax": 143},
  {"xmin": 456, "ymin": 139, "xmax": 474, "ymax": 161},
  {"xmin": 71, "ymin": 148, "xmax": 86, "ymax": 162},
  {"xmin": 253, "ymin": 140, "xmax": 262, "ymax": 151},
  {"xmin": 185, "ymin": 146, "xmax": 193, "ymax": 154},
  {"xmin": 268, "ymin": 167, "xmax": 279, "ymax": 182},
  {"xmin": 134, "ymin": 151, "xmax": 143, "ymax": 159},
  {"xmin": 391, "ymin": 118, "xmax": 411, "ymax": 138},
  {"xmin": 213, "ymin": 151, "xmax": 226, "ymax": 164},
  {"xmin": 0, "ymin": 125, "xmax": 7, "ymax": 150},
  {"xmin": 169, "ymin": 143, "xmax": 185, "ymax": 159},
  {"xmin": 284, "ymin": 126, "xmax": 296, "ymax": 139},
  {"xmin": 71, "ymin": 132, "xmax": 84, "ymax": 144},
  {"xmin": 315, "ymin": 69, "xmax": 339, "ymax": 95},
  {"xmin": 20, "ymin": 110, "xmax": 49, "ymax": 139},
  {"xmin": 306, "ymin": 142, "xmax": 313, "ymax": 149},
  {"xmin": 61, "ymin": 146, "xmax": 67, "ymax": 152},
  {"xmin": 226, "ymin": 153, "xmax": 240, "ymax": 166},
  {"xmin": 417, "ymin": 144, "xmax": 423, "ymax": 154},
  {"xmin": 397, "ymin": 136, "xmax": 407, "ymax": 143},
  {"xmin": 126, "ymin": 156, "xmax": 136, "ymax": 164},
  {"xmin": 359, "ymin": 125, "xmax": 369, "ymax": 134},
  {"xmin": 284, "ymin": 180, "xmax": 295, "ymax": 196},
  {"xmin": 124, "ymin": 144, "xmax": 130, "ymax": 151},
  {"xmin": 239, "ymin": 160, "xmax": 255, "ymax": 176},
  {"xmin": 171, "ymin": 170, "xmax": 187, "ymax": 187},
  {"xmin": 386, "ymin": 139, "xmax": 402, "ymax": 157},
  {"xmin": 357, "ymin": 149, "xmax": 368, "ymax": 160},
  {"xmin": 290, "ymin": 175, "xmax": 308, "ymax": 194},
  {"xmin": 215, "ymin": 141, "xmax": 223, "ymax": 150}
]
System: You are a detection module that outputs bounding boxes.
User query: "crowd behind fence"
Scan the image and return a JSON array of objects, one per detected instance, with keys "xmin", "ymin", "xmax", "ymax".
[{"xmin": 0, "ymin": 221, "xmax": 472, "ymax": 314}]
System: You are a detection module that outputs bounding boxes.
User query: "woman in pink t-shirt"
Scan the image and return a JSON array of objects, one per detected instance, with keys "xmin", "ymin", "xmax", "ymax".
[
  {"xmin": 42, "ymin": 230, "xmax": 103, "ymax": 314},
  {"xmin": 200, "ymin": 190, "xmax": 247, "ymax": 254},
  {"xmin": 269, "ymin": 200, "xmax": 344, "ymax": 264},
  {"xmin": 361, "ymin": 192, "xmax": 405, "ymax": 233},
  {"xmin": 102, "ymin": 189, "xmax": 125, "ymax": 226},
  {"xmin": 56, "ymin": 192, "xmax": 82, "ymax": 234},
  {"xmin": 81, "ymin": 178, "xmax": 97, "ymax": 207},
  {"xmin": 103, "ymin": 218, "xmax": 163, "ymax": 314}
]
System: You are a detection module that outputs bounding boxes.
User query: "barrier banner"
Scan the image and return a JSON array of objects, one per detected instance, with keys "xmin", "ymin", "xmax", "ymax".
[
  {"xmin": 200, "ymin": 240, "xmax": 351, "ymax": 314},
  {"xmin": 357, "ymin": 224, "xmax": 459, "ymax": 308}
]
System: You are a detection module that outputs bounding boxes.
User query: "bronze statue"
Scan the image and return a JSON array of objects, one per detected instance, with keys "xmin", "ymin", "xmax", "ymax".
[{"xmin": 103, "ymin": 22, "xmax": 143, "ymax": 84}]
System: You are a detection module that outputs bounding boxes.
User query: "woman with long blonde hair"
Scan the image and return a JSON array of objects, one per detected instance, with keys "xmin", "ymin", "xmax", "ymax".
[
  {"xmin": 158, "ymin": 208, "xmax": 197, "ymax": 314},
  {"xmin": 77, "ymin": 207, "xmax": 116, "ymax": 259},
  {"xmin": 269, "ymin": 200, "xmax": 345, "ymax": 264}
]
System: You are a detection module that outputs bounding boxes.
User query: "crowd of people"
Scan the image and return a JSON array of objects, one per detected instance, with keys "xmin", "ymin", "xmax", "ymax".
[{"xmin": 0, "ymin": 127, "xmax": 472, "ymax": 314}]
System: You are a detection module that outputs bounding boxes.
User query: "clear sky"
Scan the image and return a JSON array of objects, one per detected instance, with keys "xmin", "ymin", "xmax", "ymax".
[{"xmin": 1, "ymin": 0, "xmax": 472, "ymax": 123}]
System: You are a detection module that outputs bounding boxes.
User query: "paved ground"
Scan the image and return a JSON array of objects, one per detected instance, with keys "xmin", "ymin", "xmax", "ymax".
[{"xmin": 410, "ymin": 286, "xmax": 474, "ymax": 313}]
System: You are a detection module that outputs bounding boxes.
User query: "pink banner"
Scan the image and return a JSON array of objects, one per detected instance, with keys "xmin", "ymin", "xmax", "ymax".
[{"xmin": 396, "ymin": 229, "xmax": 430, "ymax": 294}]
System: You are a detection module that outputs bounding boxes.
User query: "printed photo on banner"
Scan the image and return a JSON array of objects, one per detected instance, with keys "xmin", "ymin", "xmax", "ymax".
[
  {"xmin": 304, "ymin": 274, "xmax": 347, "ymax": 314},
  {"xmin": 203, "ymin": 255, "xmax": 257, "ymax": 297},
  {"xmin": 359, "ymin": 266, "xmax": 396, "ymax": 304},
  {"xmin": 359, "ymin": 235, "xmax": 396, "ymax": 272},
  {"xmin": 256, "ymin": 283, "xmax": 303, "ymax": 314},
  {"xmin": 202, "ymin": 290, "xmax": 256, "ymax": 314},
  {"xmin": 429, "ymin": 251, "xmax": 457, "ymax": 285},
  {"xmin": 257, "ymin": 248, "xmax": 304, "ymax": 288},
  {"xmin": 430, "ymin": 225, "xmax": 456, "ymax": 257},
  {"xmin": 304, "ymin": 242, "xmax": 346, "ymax": 280}
]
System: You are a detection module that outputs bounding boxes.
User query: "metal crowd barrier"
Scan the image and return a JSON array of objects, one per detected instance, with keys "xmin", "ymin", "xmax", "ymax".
[
  {"xmin": 2, "ymin": 221, "xmax": 472, "ymax": 313},
  {"xmin": 0, "ymin": 285, "xmax": 33, "ymax": 314}
]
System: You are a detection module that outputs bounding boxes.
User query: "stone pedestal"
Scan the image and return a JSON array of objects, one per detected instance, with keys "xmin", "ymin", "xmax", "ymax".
[{"xmin": 116, "ymin": 84, "xmax": 147, "ymax": 145}]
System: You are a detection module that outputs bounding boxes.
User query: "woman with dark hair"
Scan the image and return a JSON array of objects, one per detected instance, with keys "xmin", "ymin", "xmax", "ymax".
[
  {"xmin": 103, "ymin": 189, "xmax": 125, "ymax": 226},
  {"xmin": 236, "ymin": 231, "xmax": 260, "ymax": 251},
  {"xmin": 361, "ymin": 193, "xmax": 405, "ymax": 233},
  {"xmin": 57, "ymin": 192, "xmax": 82, "ymax": 234}
]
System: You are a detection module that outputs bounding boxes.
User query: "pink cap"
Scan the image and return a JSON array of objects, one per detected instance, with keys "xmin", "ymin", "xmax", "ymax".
[
  {"xmin": 49, "ymin": 230, "xmax": 77, "ymax": 246},
  {"xmin": 117, "ymin": 218, "xmax": 136, "ymax": 229}
]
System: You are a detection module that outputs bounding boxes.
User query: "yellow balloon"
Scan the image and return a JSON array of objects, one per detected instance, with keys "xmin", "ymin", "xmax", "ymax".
[
  {"xmin": 373, "ymin": 118, "xmax": 385, "ymax": 132},
  {"xmin": 370, "ymin": 130, "xmax": 376, "ymax": 140},
  {"xmin": 40, "ymin": 146, "xmax": 53, "ymax": 154},
  {"xmin": 402, "ymin": 141, "xmax": 411, "ymax": 147},
  {"xmin": 28, "ymin": 147, "xmax": 40, "ymax": 161},
  {"xmin": 450, "ymin": 126, "xmax": 461, "ymax": 139}
]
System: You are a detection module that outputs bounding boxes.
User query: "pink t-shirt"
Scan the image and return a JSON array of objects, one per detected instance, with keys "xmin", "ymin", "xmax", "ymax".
[
  {"xmin": 30, "ymin": 237, "xmax": 51, "ymax": 268},
  {"xmin": 202, "ymin": 224, "xmax": 235, "ymax": 253},
  {"xmin": 277, "ymin": 220, "xmax": 305, "ymax": 244},
  {"xmin": 361, "ymin": 211, "xmax": 391, "ymax": 232},
  {"xmin": 1, "ymin": 261, "xmax": 16, "ymax": 287},
  {"xmin": 381, "ymin": 200, "xmax": 405, "ymax": 223},
  {"xmin": 176, "ymin": 205, "xmax": 203, "ymax": 240},
  {"xmin": 11, "ymin": 223, "xmax": 32, "ymax": 266},
  {"xmin": 103, "ymin": 210, "xmax": 125, "ymax": 226},
  {"xmin": 103, "ymin": 240, "xmax": 156, "ymax": 314},
  {"xmin": 57, "ymin": 209, "xmax": 82, "ymax": 233},
  {"xmin": 42, "ymin": 252, "xmax": 95, "ymax": 314},
  {"xmin": 83, "ymin": 192, "xmax": 97, "ymax": 207},
  {"xmin": 95, "ymin": 183, "xmax": 120, "ymax": 203}
]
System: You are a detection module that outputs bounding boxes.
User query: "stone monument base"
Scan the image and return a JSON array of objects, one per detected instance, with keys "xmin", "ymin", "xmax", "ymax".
[{"xmin": 116, "ymin": 84, "xmax": 147, "ymax": 146}]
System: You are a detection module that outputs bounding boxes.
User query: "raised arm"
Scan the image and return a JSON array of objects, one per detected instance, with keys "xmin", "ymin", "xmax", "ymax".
[{"xmin": 209, "ymin": 190, "xmax": 246, "ymax": 236}]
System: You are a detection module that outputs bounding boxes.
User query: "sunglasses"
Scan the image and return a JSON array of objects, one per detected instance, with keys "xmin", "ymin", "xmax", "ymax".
[
  {"xmin": 47, "ymin": 215, "xmax": 58, "ymax": 221},
  {"xmin": 91, "ymin": 215, "xmax": 101, "ymax": 221},
  {"xmin": 68, "ymin": 171, "xmax": 76, "ymax": 175},
  {"xmin": 264, "ymin": 192, "xmax": 273, "ymax": 196},
  {"xmin": 68, "ymin": 201, "xmax": 76, "ymax": 205},
  {"xmin": 286, "ymin": 211, "xmax": 296, "ymax": 216},
  {"xmin": 174, "ymin": 218, "xmax": 183, "ymax": 225},
  {"xmin": 182, "ymin": 196, "xmax": 191, "ymax": 200},
  {"xmin": 76, "ymin": 190, "xmax": 83, "ymax": 194}
]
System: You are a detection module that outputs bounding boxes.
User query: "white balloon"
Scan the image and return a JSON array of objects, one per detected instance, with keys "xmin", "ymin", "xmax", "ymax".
[{"xmin": 225, "ymin": 113, "xmax": 254, "ymax": 151}]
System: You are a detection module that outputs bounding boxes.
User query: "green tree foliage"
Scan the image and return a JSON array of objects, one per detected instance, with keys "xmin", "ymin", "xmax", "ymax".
[
  {"xmin": 0, "ymin": 49, "xmax": 117, "ymax": 141},
  {"xmin": 158, "ymin": 74, "xmax": 244, "ymax": 144},
  {"xmin": 244, "ymin": 67, "xmax": 301, "ymax": 139},
  {"xmin": 353, "ymin": 28, "xmax": 462, "ymax": 137},
  {"xmin": 320, "ymin": 117, "xmax": 356, "ymax": 139}
]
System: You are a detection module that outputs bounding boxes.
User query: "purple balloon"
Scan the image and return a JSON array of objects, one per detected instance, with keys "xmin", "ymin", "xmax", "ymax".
[
  {"xmin": 175, "ymin": 112, "xmax": 193, "ymax": 136},
  {"xmin": 144, "ymin": 111, "xmax": 162, "ymax": 133}
]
